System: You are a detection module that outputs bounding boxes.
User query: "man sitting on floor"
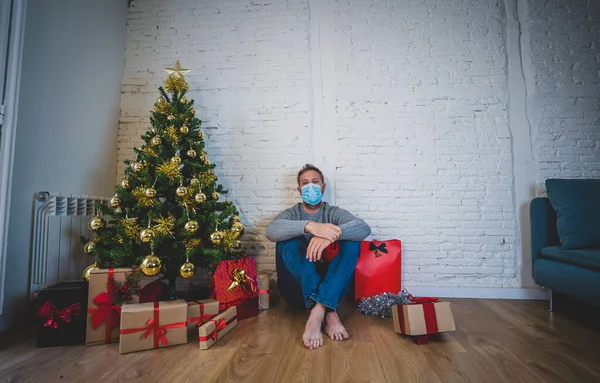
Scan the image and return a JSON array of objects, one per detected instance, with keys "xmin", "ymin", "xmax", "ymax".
[{"xmin": 266, "ymin": 164, "xmax": 371, "ymax": 349}]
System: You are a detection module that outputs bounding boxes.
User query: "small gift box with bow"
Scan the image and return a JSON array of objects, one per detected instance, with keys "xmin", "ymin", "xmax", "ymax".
[
  {"xmin": 36, "ymin": 281, "xmax": 88, "ymax": 348},
  {"xmin": 86, "ymin": 268, "xmax": 139, "ymax": 346},
  {"xmin": 187, "ymin": 299, "xmax": 219, "ymax": 334},
  {"xmin": 392, "ymin": 298, "xmax": 455, "ymax": 339},
  {"xmin": 119, "ymin": 299, "xmax": 188, "ymax": 354},
  {"xmin": 198, "ymin": 306, "xmax": 238, "ymax": 350}
]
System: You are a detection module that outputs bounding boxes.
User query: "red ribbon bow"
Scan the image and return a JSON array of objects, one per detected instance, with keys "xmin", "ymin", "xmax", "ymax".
[
  {"xmin": 187, "ymin": 304, "xmax": 216, "ymax": 327},
  {"xmin": 87, "ymin": 292, "xmax": 122, "ymax": 330},
  {"xmin": 119, "ymin": 302, "xmax": 187, "ymax": 348},
  {"xmin": 199, "ymin": 316, "xmax": 237, "ymax": 343},
  {"xmin": 210, "ymin": 318, "xmax": 227, "ymax": 340},
  {"xmin": 37, "ymin": 302, "xmax": 81, "ymax": 329}
]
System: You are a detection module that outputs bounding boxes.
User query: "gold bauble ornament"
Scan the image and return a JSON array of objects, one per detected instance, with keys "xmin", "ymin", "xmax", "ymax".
[
  {"xmin": 145, "ymin": 188, "xmax": 157, "ymax": 198},
  {"xmin": 231, "ymin": 222, "xmax": 245, "ymax": 238},
  {"xmin": 230, "ymin": 215, "xmax": 241, "ymax": 223},
  {"xmin": 84, "ymin": 241, "xmax": 96, "ymax": 254},
  {"xmin": 157, "ymin": 96, "xmax": 166, "ymax": 104},
  {"xmin": 131, "ymin": 162, "xmax": 143, "ymax": 172},
  {"xmin": 180, "ymin": 97, "xmax": 188, "ymax": 104},
  {"xmin": 121, "ymin": 179, "xmax": 130, "ymax": 189},
  {"xmin": 167, "ymin": 115, "xmax": 175, "ymax": 121},
  {"xmin": 180, "ymin": 126, "xmax": 189, "ymax": 134},
  {"xmin": 152, "ymin": 136, "xmax": 161, "ymax": 145},
  {"xmin": 116, "ymin": 236, "xmax": 124, "ymax": 244},
  {"xmin": 187, "ymin": 149, "xmax": 196, "ymax": 158},
  {"xmin": 179, "ymin": 262, "xmax": 195, "ymax": 279},
  {"xmin": 195, "ymin": 193, "xmax": 207, "ymax": 203},
  {"xmin": 190, "ymin": 178, "xmax": 200, "ymax": 186},
  {"xmin": 114, "ymin": 207, "xmax": 123, "ymax": 214},
  {"xmin": 192, "ymin": 109, "xmax": 196, "ymax": 116},
  {"xmin": 140, "ymin": 255, "xmax": 162, "ymax": 277},
  {"xmin": 200, "ymin": 154, "xmax": 209, "ymax": 163},
  {"xmin": 210, "ymin": 231, "xmax": 224, "ymax": 245},
  {"xmin": 82, "ymin": 264, "xmax": 100, "ymax": 281},
  {"xmin": 139, "ymin": 228, "xmax": 156, "ymax": 243},
  {"xmin": 232, "ymin": 240, "xmax": 242, "ymax": 251},
  {"xmin": 199, "ymin": 131, "xmax": 204, "ymax": 140},
  {"xmin": 184, "ymin": 220, "xmax": 199, "ymax": 233},
  {"xmin": 171, "ymin": 156, "xmax": 181, "ymax": 165},
  {"xmin": 110, "ymin": 196, "xmax": 120, "ymax": 208},
  {"xmin": 212, "ymin": 191, "xmax": 220, "ymax": 201},
  {"xmin": 88, "ymin": 216, "xmax": 105, "ymax": 231},
  {"xmin": 176, "ymin": 186, "xmax": 188, "ymax": 197}
]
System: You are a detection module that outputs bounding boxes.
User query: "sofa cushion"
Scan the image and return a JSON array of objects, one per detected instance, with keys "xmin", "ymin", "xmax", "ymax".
[
  {"xmin": 540, "ymin": 246, "xmax": 600, "ymax": 272},
  {"xmin": 545, "ymin": 178, "xmax": 600, "ymax": 249}
]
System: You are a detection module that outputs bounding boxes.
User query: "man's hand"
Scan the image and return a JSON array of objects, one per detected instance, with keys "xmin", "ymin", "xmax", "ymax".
[
  {"xmin": 305, "ymin": 222, "xmax": 342, "ymax": 243},
  {"xmin": 306, "ymin": 237, "xmax": 332, "ymax": 262}
]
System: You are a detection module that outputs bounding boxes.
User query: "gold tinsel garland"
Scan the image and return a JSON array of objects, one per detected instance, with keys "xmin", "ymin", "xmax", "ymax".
[
  {"xmin": 164, "ymin": 74, "xmax": 189, "ymax": 93},
  {"xmin": 153, "ymin": 101, "xmax": 171, "ymax": 115},
  {"xmin": 184, "ymin": 238, "xmax": 202, "ymax": 251},
  {"xmin": 157, "ymin": 161, "xmax": 181, "ymax": 181},
  {"xmin": 143, "ymin": 146, "xmax": 158, "ymax": 157},
  {"xmin": 165, "ymin": 126, "xmax": 179, "ymax": 144},
  {"xmin": 220, "ymin": 230, "xmax": 238, "ymax": 252},
  {"xmin": 154, "ymin": 215, "xmax": 175, "ymax": 237},
  {"xmin": 201, "ymin": 171, "xmax": 217, "ymax": 185},
  {"xmin": 132, "ymin": 187, "xmax": 158, "ymax": 207},
  {"xmin": 120, "ymin": 217, "xmax": 141, "ymax": 239}
]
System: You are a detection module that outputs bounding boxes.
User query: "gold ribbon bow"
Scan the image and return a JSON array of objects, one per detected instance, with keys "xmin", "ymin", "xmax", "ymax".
[{"xmin": 227, "ymin": 268, "xmax": 255, "ymax": 292}]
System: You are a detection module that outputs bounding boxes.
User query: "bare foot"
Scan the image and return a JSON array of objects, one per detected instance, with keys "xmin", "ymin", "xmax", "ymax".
[
  {"xmin": 325, "ymin": 311, "xmax": 349, "ymax": 341},
  {"xmin": 303, "ymin": 303, "xmax": 325, "ymax": 349}
]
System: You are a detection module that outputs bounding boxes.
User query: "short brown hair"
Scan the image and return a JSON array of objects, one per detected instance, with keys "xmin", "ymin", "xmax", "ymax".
[{"xmin": 297, "ymin": 164, "xmax": 324, "ymax": 185}]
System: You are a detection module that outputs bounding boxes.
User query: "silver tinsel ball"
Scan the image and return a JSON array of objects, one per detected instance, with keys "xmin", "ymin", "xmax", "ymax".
[{"xmin": 356, "ymin": 290, "xmax": 413, "ymax": 318}]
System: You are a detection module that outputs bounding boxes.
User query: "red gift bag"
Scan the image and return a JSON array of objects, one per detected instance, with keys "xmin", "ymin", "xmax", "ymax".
[{"xmin": 354, "ymin": 239, "xmax": 402, "ymax": 301}]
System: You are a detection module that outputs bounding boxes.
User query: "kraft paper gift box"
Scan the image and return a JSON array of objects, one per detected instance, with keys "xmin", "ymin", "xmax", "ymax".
[
  {"xmin": 392, "ymin": 301, "xmax": 456, "ymax": 336},
  {"xmin": 119, "ymin": 299, "xmax": 188, "ymax": 354},
  {"xmin": 198, "ymin": 307, "xmax": 238, "ymax": 350},
  {"xmin": 86, "ymin": 268, "xmax": 136, "ymax": 346},
  {"xmin": 187, "ymin": 299, "xmax": 220, "ymax": 333},
  {"xmin": 257, "ymin": 272, "xmax": 270, "ymax": 310}
]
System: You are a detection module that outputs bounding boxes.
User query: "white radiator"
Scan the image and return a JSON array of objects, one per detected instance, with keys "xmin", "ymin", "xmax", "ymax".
[{"xmin": 29, "ymin": 191, "xmax": 109, "ymax": 300}]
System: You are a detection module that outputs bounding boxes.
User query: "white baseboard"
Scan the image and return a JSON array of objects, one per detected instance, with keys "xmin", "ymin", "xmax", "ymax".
[
  {"xmin": 0, "ymin": 312, "xmax": 14, "ymax": 332},
  {"xmin": 403, "ymin": 286, "xmax": 548, "ymax": 300}
]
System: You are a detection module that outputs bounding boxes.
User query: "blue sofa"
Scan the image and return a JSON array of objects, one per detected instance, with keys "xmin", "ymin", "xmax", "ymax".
[{"xmin": 530, "ymin": 179, "xmax": 600, "ymax": 309}]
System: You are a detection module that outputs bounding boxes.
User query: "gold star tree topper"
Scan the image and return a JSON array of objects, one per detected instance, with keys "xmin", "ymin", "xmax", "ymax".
[{"xmin": 164, "ymin": 60, "xmax": 191, "ymax": 77}]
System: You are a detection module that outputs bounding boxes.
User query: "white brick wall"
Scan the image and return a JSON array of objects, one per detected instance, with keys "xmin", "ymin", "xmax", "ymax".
[
  {"xmin": 527, "ymin": 0, "xmax": 600, "ymax": 184},
  {"xmin": 333, "ymin": 0, "xmax": 517, "ymax": 288},
  {"xmin": 118, "ymin": 0, "xmax": 600, "ymax": 287}
]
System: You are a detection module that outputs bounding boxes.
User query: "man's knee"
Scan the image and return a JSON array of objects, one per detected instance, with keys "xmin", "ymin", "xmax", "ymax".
[
  {"xmin": 338, "ymin": 240, "xmax": 361, "ymax": 254},
  {"xmin": 275, "ymin": 237, "xmax": 304, "ymax": 255}
]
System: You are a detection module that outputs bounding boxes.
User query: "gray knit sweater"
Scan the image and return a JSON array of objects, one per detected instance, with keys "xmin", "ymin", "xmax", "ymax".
[{"xmin": 265, "ymin": 202, "xmax": 371, "ymax": 243}]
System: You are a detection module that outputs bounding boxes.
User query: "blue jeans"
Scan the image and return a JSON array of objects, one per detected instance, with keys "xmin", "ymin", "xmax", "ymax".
[{"xmin": 275, "ymin": 238, "xmax": 361, "ymax": 311}]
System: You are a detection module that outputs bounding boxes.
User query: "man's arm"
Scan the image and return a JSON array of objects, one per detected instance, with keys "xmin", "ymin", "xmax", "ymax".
[
  {"xmin": 265, "ymin": 208, "xmax": 310, "ymax": 242},
  {"xmin": 331, "ymin": 207, "xmax": 371, "ymax": 241}
]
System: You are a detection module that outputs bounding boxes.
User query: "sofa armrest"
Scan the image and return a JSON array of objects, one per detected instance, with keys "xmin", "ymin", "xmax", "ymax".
[{"xmin": 530, "ymin": 197, "xmax": 560, "ymax": 264}]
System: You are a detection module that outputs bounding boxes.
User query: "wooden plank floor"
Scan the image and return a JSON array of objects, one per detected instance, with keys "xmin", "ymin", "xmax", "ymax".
[{"xmin": 1, "ymin": 297, "xmax": 600, "ymax": 383}]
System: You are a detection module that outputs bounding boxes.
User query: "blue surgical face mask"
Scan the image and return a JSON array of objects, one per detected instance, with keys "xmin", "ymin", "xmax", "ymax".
[{"xmin": 301, "ymin": 183, "xmax": 323, "ymax": 205}]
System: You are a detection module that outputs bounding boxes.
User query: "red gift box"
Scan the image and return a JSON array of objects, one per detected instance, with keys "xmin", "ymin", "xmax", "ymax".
[
  {"xmin": 211, "ymin": 257, "xmax": 259, "ymax": 303},
  {"xmin": 219, "ymin": 296, "xmax": 259, "ymax": 321},
  {"xmin": 355, "ymin": 239, "xmax": 402, "ymax": 301}
]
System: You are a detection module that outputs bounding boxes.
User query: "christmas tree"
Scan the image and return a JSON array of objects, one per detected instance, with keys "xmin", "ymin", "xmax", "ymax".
[{"xmin": 82, "ymin": 61, "xmax": 245, "ymax": 291}]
